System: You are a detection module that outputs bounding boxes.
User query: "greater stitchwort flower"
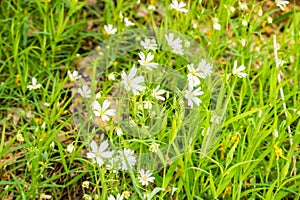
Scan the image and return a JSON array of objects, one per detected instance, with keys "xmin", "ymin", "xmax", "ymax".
[
  {"xmin": 87, "ymin": 140, "xmax": 114, "ymax": 167},
  {"xmin": 27, "ymin": 77, "xmax": 42, "ymax": 90},
  {"xmin": 104, "ymin": 24, "xmax": 117, "ymax": 35},
  {"xmin": 92, "ymin": 100, "xmax": 116, "ymax": 121},
  {"xmin": 121, "ymin": 67, "xmax": 146, "ymax": 95},
  {"xmin": 275, "ymin": 0, "xmax": 289, "ymax": 11},
  {"xmin": 140, "ymin": 38, "xmax": 158, "ymax": 51},
  {"xmin": 170, "ymin": 0, "xmax": 188, "ymax": 13},
  {"xmin": 138, "ymin": 169, "xmax": 155, "ymax": 186},
  {"xmin": 138, "ymin": 52, "xmax": 158, "ymax": 70},
  {"xmin": 185, "ymin": 86, "xmax": 204, "ymax": 108}
]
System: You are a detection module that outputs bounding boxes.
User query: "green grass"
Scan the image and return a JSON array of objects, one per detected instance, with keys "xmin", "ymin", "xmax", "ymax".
[{"xmin": 0, "ymin": 0, "xmax": 299, "ymax": 199}]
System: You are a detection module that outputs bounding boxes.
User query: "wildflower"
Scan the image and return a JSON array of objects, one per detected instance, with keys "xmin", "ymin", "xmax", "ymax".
[
  {"xmin": 78, "ymin": 85, "xmax": 91, "ymax": 98},
  {"xmin": 148, "ymin": 5, "xmax": 156, "ymax": 10},
  {"xmin": 184, "ymin": 86, "xmax": 204, "ymax": 108},
  {"xmin": 104, "ymin": 24, "xmax": 117, "ymax": 35},
  {"xmin": 50, "ymin": 141, "xmax": 55, "ymax": 149},
  {"xmin": 108, "ymin": 194, "xmax": 123, "ymax": 200},
  {"xmin": 124, "ymin": 17, "xmax": 135, "ymax": 26},
  {"xmin": 274, "ymin": 142, "xmax": 288, "ymax": 160},
  {"xmin": 171, "ymin": 42, "xmax": 184, "ymax": 55},
  {"xmin": 122, "ymin": 191, "xmax": 131, "ymax": 199},
  {"xmin": 140, "ymin": 38, "xmax": 157, "ymax": 51},
  {"xmin": 121, "ymin": 67, "xmax": 146, "ymax": 95},
  {"xmin": 242, "ymin": 19, "xmax": 248, "ymax": 27},
  {"xmin": 115, "ymin": 127, "xmax": 123, "ymax": 136},
  {"xmin": 197, "ymin": 59, "xmax": 213, "ymax": 78},
  {"xmin": 151, "ymin": 85, "xmax": 166, "ymax": 101},
  {"xmin": 139, "ymin": 169, "xmax": 155, "ymax": 186},
  {"xmin": 27, "ymin": 77, "xmax": 42, "ymax": 90},
  {"xmin": 212, "ymin": 18, "xmax": 221, "ymax": 30},
  {"xmin": 138, "ymin": 52, "xmax": 158, "ymax": 70},
  {"xmin": 165, "ymin": 33, "xmax": 182, "ymax": 48},
  {"xmin": 258, "ymin": 8, "xmax": 263, "ymax": 16},
  {"xmin": 82, "ymin": 181, "xmax": 89, "ymax": 189},
  {"xmin": 108, "ymin": 73, "xmax": 116, "ymax": 81},
  {"xmin": 95, "ymin": 92, "xmax": 101, "ymax": 99},
  {"xmin": 67, "ymin": 143, "xmax": 74, "ymax": 154},
  {"xmin": 239, "ymin": 2, "xmax": 248, "ymax": 11},
  {"xmin": 232, "ymin": 60, "xmax": 247, "ymax": 78},
  {"xmin": 143, "ymin": 101, "xmax": 152, "ymax": 110},
  {"xmin": 87, "ymin": 140, "xmax": 114, "ymax": 167},
  {"xmin": 275, "ymin": 0, "xmax": 289, "ymax": 11},
  {"xmin": 149, "ymin": 142, "xmax": 160, "ymax": 152},
  {"xmin": 184, "ymin": 40, "xmax": 190, "ymax": 48},
  {"xmin": 210, "ymin": 113, "xmax": 221, "ymax": 124},
  {"xmin": 67, "ymin": 70, "xmax": 81, "ymax": 82},
  {"xmin": 83, "ymin": 194, "xmax": 92, "ymax": 200},
  {"xmin": 92, "ymin": 100, "xmax": 116, "ymax": 121},
  {"xmin": 170, "ymin": 0, "xmax": 188, "ymax": 13},
  {"xmin": 240, "ymin": 38, "xmax": 247, "ymax": 47},
  {"xmin": 187, "ymin": 63, "xmax": 201, "ymax": 87},
  {"xmin": 273, "ymin": 129, "xmax": 278, "ymax": 138},
  {"xmin": 267, "ymin": 16, "xmax": 273, "ymax": 24},
  {"xmin": 16, "ymin": 132, "xmax": 24, "ymax": 142},
  {"xmin": 119, "ymin": 148, "xmax": 136, "ymax": 171}
]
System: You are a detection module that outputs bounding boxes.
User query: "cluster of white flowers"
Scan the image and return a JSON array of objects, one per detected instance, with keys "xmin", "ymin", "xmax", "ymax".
[
  {"xmin": 184, "ymin": 59, "xmax": 213, "ymax": 108},
  {"xmin": 165, "ymin": 33, "xmax": 184, "ymax": 55},
  {"xmin": 87, "ymin": 140, "xmax": 137, "ymax": 171}
]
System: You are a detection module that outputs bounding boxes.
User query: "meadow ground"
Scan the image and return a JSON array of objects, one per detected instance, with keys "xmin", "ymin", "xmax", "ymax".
[{"xmin": 0, "ymin": 0, "xmax": 299, "ymax": 199}]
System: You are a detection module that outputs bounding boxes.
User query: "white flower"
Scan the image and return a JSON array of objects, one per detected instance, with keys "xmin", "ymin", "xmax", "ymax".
[
  {"xmin": 138, "ymin": 52, "xmax": 158, "ymax": 70},
  {"xmin": 165, "ymin": 33, "xmax": 181, "ymax": 47},
  {"xmin": 95, "ymin": 92, "xmax": 101, "ymax": 99},
  {"xmin": 27, "ymin": 77, "xmax": 42, "ymax": 90},
  {"xmin": 140, "ymin": 38, "xmax": 157, "ymax": 51},
  {"xmin": 239, "ymin": 2, "xmax": 248, "ymax": 11},
  {"xmin": 152, "ymin": 85, "xmax": 166, "ymax": 101},
  {"xmin": 185, "ymin": 86, "xmax": 204, "ymax": 108},
  {"xmin": 212, "ymin": 18, "xmax": 221, "ymax": 30},
  {"xmin": 115, "ymin": 127, "xmax": 123, "ymax": 136},
  {"xmin": 268, "ymin": 16, "xmax": 273, "ymax": 24},
  {"xmin": 78, "ymin": 85, "xmax": 91, "ymax": 98},
  {"xmin": 104, "ymin": 24, "xmax": 117, "ymax": 35},
  {"xmin": 171, "ymin": 42, "xmax": 184, "ymax": 55},
  {"xmin": 242, "ymin": 19, "xmax": 248, "ymax": 27},
  {"xmin": 83, "ymin": 194, "xmax": 92, "ymax": 200},
  {"xmin": 165, "ymin": 33, "xmax": 184, "ymax": 55},
  {"xmin": 187, "ymin": 63, "xmax": 201, "ymax": 87},
  {"xmin": 149, "ymin": 142, "xmax": 160, "ymax": 152},
  {"xmin": 124, "ymin": 17, "xmax": 135, "ymax": 26},
  {"xmin": 275, "ymin": 0, "xmax": 289, "ymax": 11},
  {"xmin": 82, "ymin": 181, "xmax": 89, "ymax": 189},
  {"xmin": 108, "ymin": 194, "xmax": 123, "ymax": 200},
  {"xmin": 67, "ymin": 70, "xmax": 81, "ymax": 81},
  {"xmin": 67, "ymin": 143, "xmax": 75, "ymax": 154},
  {"xmin": 184, "ymin": 40, "xmax": 190, "ymax": 48},
  {"xmin": 170, "ymin": 0, "xmax": 188, "ymax": 13},
  {"xmin": 143, "ymin": 101, "xmax": 152, "ymax": 110},
  {"xmin": 187, "ymin": 73, "xmax": 200, "ymax": 88},
  {"xmin": 119, "ymin": 148, "xmax": 136, "ymax": 171},
  {"xmin": 108, "ymin": 72, "xmax": 116, "ymax": 81},
  {"xmin": 87, "ymin": 140, "xmax": 114, "ymax": 167},
  {"xmin": 92, "ymin": 100, "xmax": 116, "ymax": 121},
  {"xmin": 121, "ymin": 67, "xmax": 146, "ymax": 95},
  {"xmin": 240, "ymin": 38, "xmax": 247, "ymax": 47},
  {"xmin": 138, "ymin": 169, "xmax": 155, "ymax": 186},
  {"xmin": 148, "ymin": 5, "xmax": 156, "ymax": 10},
  {"xmin": 16, "ymin": 133, "xmax": 24, "ymax": 142},
  {"xmin": 232, "ymin": 60, "xmax": 247, "ymax": 78},
  {"xmin": 197, "ymin": 59, "xmax": 213, "ymax": 78}
]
